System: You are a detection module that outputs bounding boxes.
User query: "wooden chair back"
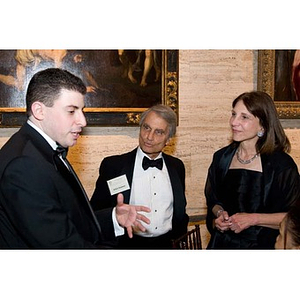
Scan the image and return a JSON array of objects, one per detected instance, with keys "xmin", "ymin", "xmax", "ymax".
[{"xmin": 172, "ymin": 224, "xmax": 202, "ymax": 249}]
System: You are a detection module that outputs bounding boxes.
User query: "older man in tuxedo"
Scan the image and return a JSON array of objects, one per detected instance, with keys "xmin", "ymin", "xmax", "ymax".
[{"xmin": 91, "ymin": 104, "xmax": 189, "ymax": 249}]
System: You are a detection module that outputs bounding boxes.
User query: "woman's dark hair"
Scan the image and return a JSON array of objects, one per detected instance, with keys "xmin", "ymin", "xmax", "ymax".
[
  {"xmin": 232, "ymin": 91, "xmax": 290, "ymax": 154},
  {"xmin": 26, "ymin": 68, "xmax": 86, "ymax": 117}
]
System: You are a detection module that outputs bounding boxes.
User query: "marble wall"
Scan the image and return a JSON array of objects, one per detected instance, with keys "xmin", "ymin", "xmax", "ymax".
[{"xmin": 1, "ymin": 50, "xmax": 300, "ymax": 248}]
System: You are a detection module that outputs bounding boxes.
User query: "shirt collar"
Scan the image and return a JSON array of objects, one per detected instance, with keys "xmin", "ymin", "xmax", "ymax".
[
  {"xmin": 27, "ymin": 120, "xmax": 57, "ymax": 151},
  {"xmin": 137, "ymin": 146, "xmax": 162, "ymax": 160}
]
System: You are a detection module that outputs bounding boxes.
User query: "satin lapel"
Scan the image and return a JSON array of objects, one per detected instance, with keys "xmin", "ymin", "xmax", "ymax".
[
  {"xmin": 120, "ymin": 149, "xmax": 137, "ymax": 204},
  {"xmin": 162, "ymin": 154, "xmax": 183, "ymax": 212},
  {"xmin": 53, "ymin": 154, "xmax": 86, "ymax": 199},
  {"xmin": 53, "ymin": 154, "xmax": 102, "ymax": 234}
]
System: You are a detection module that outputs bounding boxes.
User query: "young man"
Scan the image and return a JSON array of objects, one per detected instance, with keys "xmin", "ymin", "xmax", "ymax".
[{"xmin": 0, "ymin": 68, "xmax": 150, "ymax": 248}]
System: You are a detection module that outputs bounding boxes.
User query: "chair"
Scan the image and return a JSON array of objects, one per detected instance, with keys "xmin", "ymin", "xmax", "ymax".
[{"xmin": 172, "ymin": 224, "xmax": 202, "ymax": 249}]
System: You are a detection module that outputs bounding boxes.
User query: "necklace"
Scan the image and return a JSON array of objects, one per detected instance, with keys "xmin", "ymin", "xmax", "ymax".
[{"xmin": 236, "ymin": 148, "xmax": 259, "ymax": 164}]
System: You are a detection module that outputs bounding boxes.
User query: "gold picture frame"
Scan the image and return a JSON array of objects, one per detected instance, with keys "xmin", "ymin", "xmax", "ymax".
[
  {"xmin": 0, "ymin": 50, "xmax": 178, "ymax": 127},
  {"xmin": 258, "ymin": 49, "xmax": 300, "ymax": 118}
]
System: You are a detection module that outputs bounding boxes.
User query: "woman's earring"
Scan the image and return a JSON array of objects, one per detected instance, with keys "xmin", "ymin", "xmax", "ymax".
[{"xmin": 257, "ymin": 131, "xmax": 264, "ymax": 138}]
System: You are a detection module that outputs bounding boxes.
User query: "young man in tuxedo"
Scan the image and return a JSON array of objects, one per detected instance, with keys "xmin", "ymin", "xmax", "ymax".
[
  {"xmin": 91, "ymin": 104, "xmax": 189, "ymax": 249},
  {"xmin": 0, "ymin": 68, "xmax": 150, "ymax": 248}
]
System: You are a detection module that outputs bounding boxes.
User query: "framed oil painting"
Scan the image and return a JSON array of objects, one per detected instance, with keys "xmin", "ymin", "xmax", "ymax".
[
  {"xmin": 0, "ymin": 50, "xmax": 178, "ymax": 126},
  {"xmin": 258, "ymin": 49, "xmax": 300, "ymax": 118}
]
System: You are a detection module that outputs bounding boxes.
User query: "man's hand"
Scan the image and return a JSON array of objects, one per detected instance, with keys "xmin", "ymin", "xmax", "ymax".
[{"xmin": 115, "ymin": 193, "xmax": 151, "ymax": 238}]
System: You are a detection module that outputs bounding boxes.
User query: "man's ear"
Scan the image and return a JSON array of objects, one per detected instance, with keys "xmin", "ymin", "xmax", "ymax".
[
  {"xmin": 31, "ymin": 101, "xmax": 45, "ymax": 121},
  {"xmin": 165, "ymin": 138, "xmax": 171, "ymax": 146}
]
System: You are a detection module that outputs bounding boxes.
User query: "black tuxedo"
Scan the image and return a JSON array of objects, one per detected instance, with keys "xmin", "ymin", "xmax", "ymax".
[
  {"xmin": 90, "ymin": 148, "xmax": 189, "ymax": 247},
  {"xmin": 0, "ymin": 123, "xmax": 115, "ymax": 248}
]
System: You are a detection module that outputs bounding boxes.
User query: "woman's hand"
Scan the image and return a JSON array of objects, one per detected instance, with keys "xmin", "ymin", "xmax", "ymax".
[
  {"xmin": 229, "ymin": 213, "xmax": 258, "ymax": 233},
  {"xmin": 215, "ymin": 210, "xmax": 232, "ymax": 233}
]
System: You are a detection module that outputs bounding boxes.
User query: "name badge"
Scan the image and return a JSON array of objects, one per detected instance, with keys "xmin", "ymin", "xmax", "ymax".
[{"xmin": 107, "ymin": 174, "xmax": 130, "ymax": 195}]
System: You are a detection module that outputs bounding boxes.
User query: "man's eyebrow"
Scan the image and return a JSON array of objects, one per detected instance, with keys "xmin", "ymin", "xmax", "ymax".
[{"xmin": 66, "ymin": 105, "xmax": 83, "ymax": 109}]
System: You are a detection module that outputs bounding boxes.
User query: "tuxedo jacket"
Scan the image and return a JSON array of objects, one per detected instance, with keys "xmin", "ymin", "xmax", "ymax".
[
  {"xmin": 0, "ymin": 123, "xmax": 115, "ymax": 249},
  {"xmin": 90, "ymin": 148, "xmax": 189, "ymax": 240}
]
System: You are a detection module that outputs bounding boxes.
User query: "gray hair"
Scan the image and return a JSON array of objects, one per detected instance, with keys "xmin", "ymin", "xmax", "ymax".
[{"xmin": 139, "ymin": 104, "xmax": 177, "ymax": 139}]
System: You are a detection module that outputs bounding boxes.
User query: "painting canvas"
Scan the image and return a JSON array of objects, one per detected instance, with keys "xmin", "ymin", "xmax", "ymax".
[
  {"xmin": 0, "ymin": 50, "xmax": 178, "ymax": 126},
  {"xmin": 258, "ymin": 49, "xmax": 300, "ymax": 118}
]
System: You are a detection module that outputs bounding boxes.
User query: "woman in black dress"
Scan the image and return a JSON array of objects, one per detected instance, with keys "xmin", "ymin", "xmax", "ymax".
[{"xmin": 205, "ymin": 91, "xmax": 300, "ymax": 249}]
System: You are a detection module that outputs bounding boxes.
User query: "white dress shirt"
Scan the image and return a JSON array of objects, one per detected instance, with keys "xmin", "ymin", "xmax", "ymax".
[{"xmin": 130, "ymin": 147, "xmax": 173, "ymax": 237}]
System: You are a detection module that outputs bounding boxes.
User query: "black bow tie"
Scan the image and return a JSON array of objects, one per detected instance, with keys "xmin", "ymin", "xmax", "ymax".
[
  {"xmin": 55, "ymin": 144, "xmax": 68, "ymax": 159},
  {"xmin": 142, "ymin": 156, "xmax": 163, "ymax": 170}
]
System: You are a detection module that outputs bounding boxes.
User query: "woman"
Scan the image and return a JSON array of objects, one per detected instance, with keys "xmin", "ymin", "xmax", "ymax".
[
  {"xmin": 205, "ymin": 91, "xmax": 300, "ymax": 249},
  {"xmin": 275, "ymin": 202, "xmax": 300, "ymax": 249}
]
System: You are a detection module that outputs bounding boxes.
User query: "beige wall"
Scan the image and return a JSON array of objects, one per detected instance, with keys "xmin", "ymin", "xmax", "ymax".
[{"xmin": 1, "ymin": 50, "xmax": 300, "ymax": 248}]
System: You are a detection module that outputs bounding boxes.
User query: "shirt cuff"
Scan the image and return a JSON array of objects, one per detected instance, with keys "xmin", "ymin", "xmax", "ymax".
[{"xmin": 112, "ymin": 207, "xmax": 125, "ymax": 237}]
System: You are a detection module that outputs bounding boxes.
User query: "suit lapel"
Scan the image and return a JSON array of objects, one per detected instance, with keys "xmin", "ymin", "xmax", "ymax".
[
  {"xmin": 163, "ymin": 154, "xmax": 183, "ymax": 214},
  {"xmin": 53, "ymin": 153, "xmax": 102, "ymax": 234},
  {"xmin": 120, "ymin": 148, "xmax": 137, "ymax": 204}
]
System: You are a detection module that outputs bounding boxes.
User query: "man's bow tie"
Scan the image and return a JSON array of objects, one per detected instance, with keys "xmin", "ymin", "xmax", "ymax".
[
  {"xmin": 55, "ymin": 144, "xmax": 68, "ymax": 159},
  {"xmin": 142, "ymin": 156, "xmax": 163, "ymax": 170}
]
